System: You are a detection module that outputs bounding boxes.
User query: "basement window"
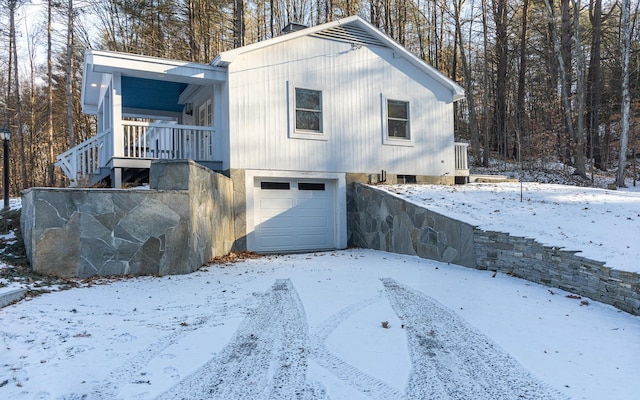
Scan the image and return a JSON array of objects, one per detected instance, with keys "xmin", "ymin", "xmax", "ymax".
[{"xmin": 397, "ymin": 175, "xmax": 416, "ymax": 184}]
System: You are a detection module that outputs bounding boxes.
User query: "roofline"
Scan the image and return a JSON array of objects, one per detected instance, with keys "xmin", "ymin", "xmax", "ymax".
[
  {"xmin": 82, "ymin": 49, "xmax": 227, "ymax": 114},
  {"xmin": 212, "ymin": 16, "xmax": 464, "ymax": 101},
  {"xmin": 85, "ymin": 50, "xmax": 227, "ymax": 83}
]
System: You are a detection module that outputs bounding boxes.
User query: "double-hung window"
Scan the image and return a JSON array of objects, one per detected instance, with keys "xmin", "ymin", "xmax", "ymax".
[
  {"xmin": 295, "ymin": 88, "xmax": 323, "ymax": 133},
  {"xmin": 387, "ymin": 99, "xmax": 410, "ymax": 139}
]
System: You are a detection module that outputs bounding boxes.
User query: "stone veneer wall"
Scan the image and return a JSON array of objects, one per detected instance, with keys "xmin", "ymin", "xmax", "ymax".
[
  {"xmin": 348, "ymin": 182, "xmax": 477, "ymax": 268},
  {"xmin": 22, "ymin": 160, "xmax": 234, "ymax": 278},
  {"xmin": 474, "ymin": 231, "xmax": 640, "ymax": 315},
  {"xmin": 348, "ymin": 183, "xmax": 640, "ymax": 315}
]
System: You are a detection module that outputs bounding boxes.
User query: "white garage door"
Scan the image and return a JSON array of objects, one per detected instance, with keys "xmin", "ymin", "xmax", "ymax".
[{"xmin": 253, "ymin": 178, "xmax": 335, "ymax": 253}]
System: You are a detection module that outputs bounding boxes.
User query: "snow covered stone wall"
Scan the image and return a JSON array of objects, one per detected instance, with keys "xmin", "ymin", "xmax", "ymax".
[
  {"xmin": 21, "ymin": 160, "xmax": 234, "ymax": 278},
  {"xmin": 347, "ymin": 183, "xmax": 477, "ymax": 268},
  {"xmin": 348, "ymin": 183, "xmax": 640, "ymax": 315},
  {"xmin": 474, "ymin": 231, "xmax": 640, "ymax": 315}
]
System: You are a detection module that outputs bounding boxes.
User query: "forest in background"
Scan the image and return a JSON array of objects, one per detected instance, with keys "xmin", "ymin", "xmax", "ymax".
[{"xmin": 0, "ymin": 0, "xmax": 639, "ymax": 193}]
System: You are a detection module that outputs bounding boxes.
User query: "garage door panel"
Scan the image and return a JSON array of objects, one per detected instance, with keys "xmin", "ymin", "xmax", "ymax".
[
  {"xmin": 297, "ymin": 234, "xmax": 331, "ymax": 247},
  {"xmin": 296, "ymin": 215, "xmax": 329, "ymax": 228},
  {"xmin": 258, "ymin": 198, "xmax": 294, "ymax": 211},
  {"xmin": 295, "ymin": 198, "xmax": 330, "ymax": 210},
  {"xmin": 257, "ymin": 216, "xmax": 297, "ymax": 229}
]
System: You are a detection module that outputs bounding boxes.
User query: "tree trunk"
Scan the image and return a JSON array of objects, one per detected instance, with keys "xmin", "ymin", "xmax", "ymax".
[
  {"xmin": 66, "ymin": 0, "xmax": 75, "ymax": 148},
  {"xmin": 544, "ymin": 0, "xmax": 578, "ymax": 173},
  {"xmin": 572, "ymin": 0, "xmax": 587, "ymax": 178},
  {"xmin": 47, "ymin": 0, "xmax": 56, "ymax": 186},
  {"xmin": 493, "ymin": 0, "xmax": 509, "ymax": 158},
  {"xmin": 481, "ymin": 0, "xmax": 491, "ymax": 167},
  {"xmin": 235, "ymin": 0, "xmax": 245, "ymax": 48},
  {"xmin": 587, "ymin": 0, "xmax": 603, "ymax": 170},
  {"xmin": 9, "ymin": 0, "xmax": 28, "ymax": 189},
  {"xmin": 454, "ymin": 0, "xmax": 481, "ymax": 165},
  {"xmin": 560, "ymin": 0, "xmax": 573, "ymax": 164},
  {"xmin": 515, "ymin": 0, "xmax": 530, "ymax": 163},
  {"xmin": 617, "ymin": 0, "xmax": 631, "ymax": 187}
]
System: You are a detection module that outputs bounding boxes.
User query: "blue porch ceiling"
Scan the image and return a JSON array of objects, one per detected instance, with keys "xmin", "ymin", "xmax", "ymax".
[{"xmin": 121, "ymin": 76, "xmax": 188, "ymax": 113}]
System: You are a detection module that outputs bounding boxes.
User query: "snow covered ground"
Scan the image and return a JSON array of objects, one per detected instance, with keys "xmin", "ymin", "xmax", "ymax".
[
  {"xmin": 1, "ymin": 250, "xmax": 639, "ymax": 399},
  {"xmin": 1, "ymin": 181, "xmax": 640, "ymax": 399},
  {"xmin": 382, "ymin": 182, "xmax": 640, "ymax": 273}
]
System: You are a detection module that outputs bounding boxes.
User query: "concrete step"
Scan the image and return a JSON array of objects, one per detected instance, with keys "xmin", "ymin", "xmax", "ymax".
[{"xmin": 0, "ymin": 287, "xmax": 26, "ymax": 308}]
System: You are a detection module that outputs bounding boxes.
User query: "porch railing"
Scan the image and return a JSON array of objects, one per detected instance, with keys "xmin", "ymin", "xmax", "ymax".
[
  {"xmin": 123, "ymin": 121, "xmax": 215, "ymax": 161},
  {"xmin": 56, "ymin": 122, "xmax": 215, "ymax": 184},
  {"xmin": 454, "ymin": 142, "xmax": 469, "ymax": 176},
  {"xmin": 55, "ymin": 129, "xmax": 111, "ymax": 184}
]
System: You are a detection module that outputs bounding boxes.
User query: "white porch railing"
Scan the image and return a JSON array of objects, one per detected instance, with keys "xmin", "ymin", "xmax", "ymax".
[
  {"xmin": 123, "ymin": 121, "xmax": 215, "ymax": 161},
  {"xmin": 55, "ymin": 129, "xmax": 112, "ymax": 183},
  {"xmin": 56, "ymin": 122, "xmax": 215, "ymax": 184},
  {"xmin": 454, "ymin": 142, "xmax": 469, "ymax": 176}
]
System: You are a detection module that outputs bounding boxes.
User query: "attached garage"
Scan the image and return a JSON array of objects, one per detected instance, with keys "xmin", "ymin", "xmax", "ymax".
[{"xmin": 245, "ymin": 171, "xmax": 347, "ymax": 253}]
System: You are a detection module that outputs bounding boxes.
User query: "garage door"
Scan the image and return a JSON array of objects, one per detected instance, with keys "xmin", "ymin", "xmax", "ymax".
[{"xmin": 253, "ymin": 178, "xmax": 335, "ymax": 252}]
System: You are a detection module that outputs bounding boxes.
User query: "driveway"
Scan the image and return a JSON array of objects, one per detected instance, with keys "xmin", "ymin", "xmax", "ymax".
[{"xmin": 2, "ymin": 250, "xmax": 637, "ymax": 399}]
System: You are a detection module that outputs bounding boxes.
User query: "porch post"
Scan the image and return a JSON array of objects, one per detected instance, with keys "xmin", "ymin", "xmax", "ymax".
[{"xmin": 111, "ymin": 72, "xmax": 124, "ymax": 159}]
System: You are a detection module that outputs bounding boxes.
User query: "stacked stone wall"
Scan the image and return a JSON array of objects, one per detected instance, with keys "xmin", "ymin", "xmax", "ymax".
[{"xmin": 348, "ymin": 183, "xmax": 640, "ymax": 315}]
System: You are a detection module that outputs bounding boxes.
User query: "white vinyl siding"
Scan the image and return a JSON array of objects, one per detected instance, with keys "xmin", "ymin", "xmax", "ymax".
[{"xmin": 227, "ymin": 35, "xmax": 456, "ymax": 177}]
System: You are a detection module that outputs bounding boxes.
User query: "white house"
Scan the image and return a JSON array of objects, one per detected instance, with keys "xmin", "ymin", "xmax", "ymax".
[{"xmin": 57, "ymin": 16, "xmax": 467, "ymax": 254}]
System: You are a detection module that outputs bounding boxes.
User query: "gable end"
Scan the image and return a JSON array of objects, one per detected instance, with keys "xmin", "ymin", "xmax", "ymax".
[{"xmin": 310, "ymin": 23, "xmax": 386, "ymax": 48}]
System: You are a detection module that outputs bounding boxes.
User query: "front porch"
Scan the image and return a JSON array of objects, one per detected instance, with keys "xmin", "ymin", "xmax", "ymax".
[
  {"xmin": 55, "ymin": 50, "xmax": 227, "ymax": 187},
  {"xmin": 56, "ymin": 121, "xmax": 220, "ymax": 187}
]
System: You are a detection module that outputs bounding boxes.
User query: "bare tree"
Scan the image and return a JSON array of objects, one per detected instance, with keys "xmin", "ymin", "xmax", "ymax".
[
  {"xmin": 572, "ymin": 0, "xmax": 587, "ymax": 178},
  {"xmin": 47, "ymin": 0, "xmax": 56, "ymax": 185},
  {"xmin": 617, "ymin": 0, "xmax": 630, "ymax": 187},
  {"xmin": 8, "ymin": 0, "xmax": 28, "ymax": 189},
  {"xmin": 454, "ymin": 0, "xmax": 481, "ymax": 164},
  {"xmin": 65, "ymin": 0, "xmax": 75, "ymax": 148}
]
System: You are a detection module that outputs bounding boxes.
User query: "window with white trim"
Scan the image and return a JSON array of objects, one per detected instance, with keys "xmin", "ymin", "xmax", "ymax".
[
  {"xmin": 295, "ymin": 88, "xmax": 323, "ymax": 133},
  {"xmin": 387, "ymin": 99, "xmax": 410, "ymax": 139}
]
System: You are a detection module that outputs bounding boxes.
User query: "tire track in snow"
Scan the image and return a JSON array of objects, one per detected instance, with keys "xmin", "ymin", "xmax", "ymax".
[
  {"xmin": 158, "ymin": 279, "xmax": 324, "ymax": 400},
  {"xmin": 381, "ymin": 278, "xmax": 566, "ymax": 400},
  {"xmin": 310, "ymin": 292, "xmax": 406, "ymax": 400}
]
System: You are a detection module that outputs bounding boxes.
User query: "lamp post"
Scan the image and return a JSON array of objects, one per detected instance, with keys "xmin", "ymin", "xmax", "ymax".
[{"xmin": 0, "ymin": 127, "xmax": 10, "ymax": 210}]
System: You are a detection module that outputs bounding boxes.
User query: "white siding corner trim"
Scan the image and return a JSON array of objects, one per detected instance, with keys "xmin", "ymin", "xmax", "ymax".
[{"xmin": 244, "ymin": 170, "xmax": 347, "ymax": 253}]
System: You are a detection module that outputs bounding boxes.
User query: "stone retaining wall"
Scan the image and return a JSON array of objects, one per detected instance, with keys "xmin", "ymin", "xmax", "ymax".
[
  {"xmin": 22, "ymin": 160, "xmax": 234, "ymax": 278},
  {"xmin": 348, "ymin": 183, "xmax": 640, "ymax": 315},
  {"xmin": 475, "ymin": 231, "xmax": 640, "ymax": 315},
  {"xmin": 347, "ymin": 183, "xmax": 476, "ymax": 268}
]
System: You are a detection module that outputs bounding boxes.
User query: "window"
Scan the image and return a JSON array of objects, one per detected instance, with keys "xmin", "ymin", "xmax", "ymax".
[
  {"xmin": 298, "ymin": 182, "xmax": 326, "ymax": 191},
  {"xmin": 397, "ymin": 175, "xmax": 417, "ymax": 184},
  {"xmin": 260, "ymin": 182, "xmax": 290, "ymax": 190},
  {"xmin": 387, "ymin": 99, "xmax": 410, "ymax": 139},
  {"xmin": 295, "ymin": 88, "xmax": 323, "ymax": 132}
]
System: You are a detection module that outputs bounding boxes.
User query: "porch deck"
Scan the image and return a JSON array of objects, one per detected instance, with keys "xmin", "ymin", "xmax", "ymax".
[
  {"xmin": 57, "ymin": 124, "xmax": 470, "ymax": 187},
  {"xmin": 56, "ymin": 121, "xmax": 218, "ymax": 187}
]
